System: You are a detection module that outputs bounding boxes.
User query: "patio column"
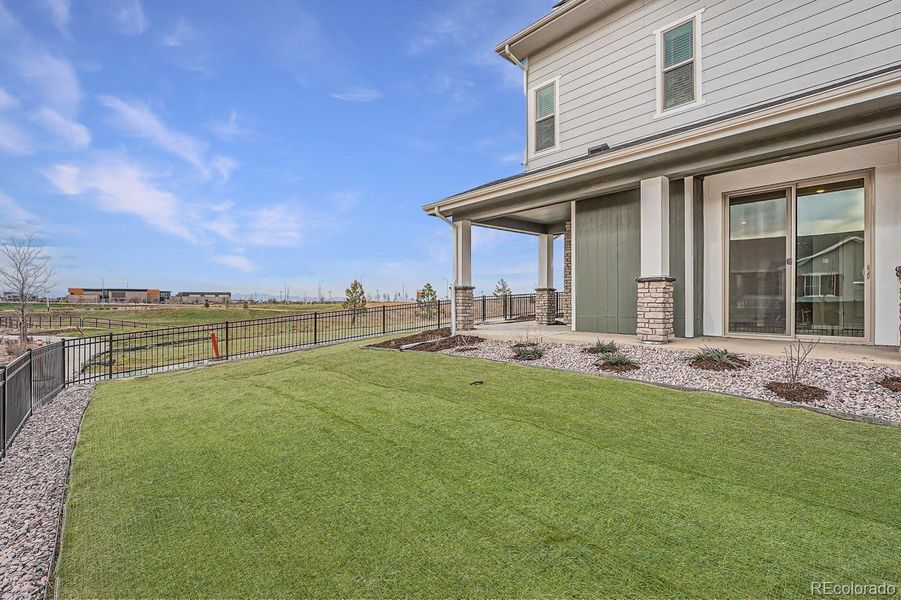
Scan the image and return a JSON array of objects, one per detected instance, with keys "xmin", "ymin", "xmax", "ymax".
[
  {"xmin": 453, "ymin": 219, "xmax": 474, "ymax": 332},
  {"xmin": 636, "ymin": 176, "xmax": 674, "ymax": 343},
  {"xmin": 535, "ymin": 233, "xmax": 556, "ymax": 325},
  {"xmin": 561, "ymin": 220, "xmax": 572, "ymax": 325}
]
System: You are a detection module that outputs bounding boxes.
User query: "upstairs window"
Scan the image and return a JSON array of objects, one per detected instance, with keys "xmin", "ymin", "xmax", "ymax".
[
  {"xmin": 655, "ymin": 10, "xmax": 704, "ymax": 116},
  {"xmin": 533, "ymin": 80, "xmax": 558, "ymax": 153}
]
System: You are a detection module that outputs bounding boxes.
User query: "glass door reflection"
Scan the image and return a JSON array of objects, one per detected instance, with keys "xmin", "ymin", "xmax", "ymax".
[
  {"xmin": 728, "ymin": 189, "xmax": 789, "ymax": 335},
  {"xmin": 795, "ymin": 179, "xmax": 866, "ymax": 338}
]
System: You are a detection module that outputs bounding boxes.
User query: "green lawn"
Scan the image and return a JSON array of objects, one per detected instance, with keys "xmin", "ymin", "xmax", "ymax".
[{"xmin": 57, "ymin": 341, "xmax": 900, "ymax": 598}]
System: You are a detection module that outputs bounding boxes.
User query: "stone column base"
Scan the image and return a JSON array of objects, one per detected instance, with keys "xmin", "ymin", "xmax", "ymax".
[
  {"xmin": 636, "ymin": 276, "xmax": 675, "ymax": 343},
  {"xmin": 535, "ymin": 288, "xmax": 557, "ymax": 325},
  {"xmin": 454, "ymin": 286, "xmax": 475, "ymax": 331}
]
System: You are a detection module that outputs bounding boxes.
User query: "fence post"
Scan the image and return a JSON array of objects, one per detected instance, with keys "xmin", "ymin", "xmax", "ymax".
[
  {"xmin": 61, "ymin": 340, "xmax": 67, "ymax": 387},
  {"xmin": 28, "ymin": 348, "xmax": 34, "ymax": 413},
  {"xmin": 1, "ymin": 365, "xmax": 6, "ymax": 459},
  {"xmin": 108, "ymin": 332, "xmax": 114, "ymax": 380},
  {"xmin": 224, "ymin": 321, "xmax": 230, "ymax": 359},
  {"xmin": 313, "ymin": 312, "xmax": 318, "ymax": 345},
  {"xmin": 382, "ymin": 305, "xmax": 386, "ymax": 334},
  {"xmin": 437, "ymin": 300, "xmax": 442, "ymax": 329}
]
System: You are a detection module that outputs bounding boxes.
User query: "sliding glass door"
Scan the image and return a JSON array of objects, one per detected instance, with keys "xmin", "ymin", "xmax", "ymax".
[
  {"xmin": 795, "ymin": 178, "xmax": 866, "ymax": 338},
  {"xmin": 728, "ymin": 190, "xmax": 789, "ymax": 335},
  {"xmin": 726, "ymin": 175, "xmax": 869, "ymax": 340}
]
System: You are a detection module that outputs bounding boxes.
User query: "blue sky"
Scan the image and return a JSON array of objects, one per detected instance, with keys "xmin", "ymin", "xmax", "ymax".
[{"xmin": 0, "ymin": 0, "xmax": 564, "ymax": 300}]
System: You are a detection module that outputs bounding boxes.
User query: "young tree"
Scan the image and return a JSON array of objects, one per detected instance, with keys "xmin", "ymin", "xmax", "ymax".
[
  {"xmin": 493, "ymin": 278, "xmax": 512, "ymax": 297},
  {"xmin": 343, "ymin": 279, "xmax": 367, "ymax": 323},
  {"xmin": 419, "ymin": 282, "xmax": 438, "ymax": 318},
  {"xmin": 0, "ymin": 235, "xmax": 56, "ymax": 345},
  {"xmin": 420, "ymin": 282, "xmax": 437, "ymax": 303}
]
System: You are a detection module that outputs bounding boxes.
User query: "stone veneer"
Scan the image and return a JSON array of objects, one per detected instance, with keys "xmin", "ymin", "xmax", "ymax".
[
  {"xmin": 635, "ymin": 276, "xmax": 675, "ymax": 343},
  {"xmin": 535, "ymin": 288, "xmax": 557, "ymax": 325},
  {"xmin": 454, "ymin": 285, "xmax": 475, "ymax": 331},
  {"xmin": 562, "ymin": 220, "xmax": 572, "ymax": 325}
]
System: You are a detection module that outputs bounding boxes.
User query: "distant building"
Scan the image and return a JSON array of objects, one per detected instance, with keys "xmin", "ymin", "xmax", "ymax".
[
  {"xmin": 66, "ymin": 288, "xmax": 171, "ymax": 304},
  {"xmin": 173, "ymin": 291, "xmax": 232, "ymax": 305},
  {"xmin": 2, "ymin": 291, "xmax": 43, "ymax": 302}
]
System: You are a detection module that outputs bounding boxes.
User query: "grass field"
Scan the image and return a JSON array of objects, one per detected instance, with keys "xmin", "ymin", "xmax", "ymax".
[
  {"xmin": 56, "ymin": 342, "xmax": 900, "ymax": 598},
  {"xmin": 0, "ymin": 302, "xmax": 346, "ymax": 335}
]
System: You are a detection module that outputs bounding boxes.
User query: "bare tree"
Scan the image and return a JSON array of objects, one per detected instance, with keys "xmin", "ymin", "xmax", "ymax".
[
  {"xmin": 782, "ymin": 338, "xmax": 820, "ymax": 385},
  {"xmin": 0, "ymin": 235, "xmax": 56, "ymax": 345}
]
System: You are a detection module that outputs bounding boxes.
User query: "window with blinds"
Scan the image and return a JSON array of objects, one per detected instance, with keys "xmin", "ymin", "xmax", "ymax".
[
  {"xmin": 656, "ymin": 12, "xmax": 702, "ymax": 114},
  {"xmin": 534, "ymin": 82, "xmax": 557, "ymax": 152}
]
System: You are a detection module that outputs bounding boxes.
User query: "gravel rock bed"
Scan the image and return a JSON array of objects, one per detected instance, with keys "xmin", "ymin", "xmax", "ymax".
[
  {"xmin": 0, "ymin": 385, "xmax": 92, "ymax": 600},
  {"xmin": 443, "ymin": 340, "xmax": 901, "ymax": 424}
]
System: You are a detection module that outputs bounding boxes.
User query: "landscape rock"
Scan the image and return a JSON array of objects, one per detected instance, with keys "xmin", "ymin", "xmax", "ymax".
[{"xmin": 0, "ymin": 385, "xmax": 92, "ymax": 599}]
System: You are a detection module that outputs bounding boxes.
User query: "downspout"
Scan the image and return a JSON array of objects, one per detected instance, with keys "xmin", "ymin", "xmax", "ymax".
[
  {"xmin": 503, "ymin": 44, "xmax": 529, "ymax": 170},
  {"xmin": 434, "ymin": 207, "xmax": 456, "ymax": 333}
]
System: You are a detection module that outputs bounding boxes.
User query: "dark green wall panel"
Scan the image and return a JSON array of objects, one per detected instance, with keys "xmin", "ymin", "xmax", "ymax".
[
  {"xmin": 575, "ymin": 189, "xmax": 640, "ymax": 334},
  {"xmin": 669, "ymin": 179, "xmax": 686, "ymax": 338}
]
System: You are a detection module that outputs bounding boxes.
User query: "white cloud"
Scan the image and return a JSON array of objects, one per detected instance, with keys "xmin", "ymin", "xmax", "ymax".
[
  {"xmin": 107, "ymin": 0, "xmax": 145, "ymax": 35},
  {"xmin": 209, "ymin": 110, "xmax": 256, "ymax": 141},
  {"xmin": 98, "ymin": 95, "xmax": 235, "ymax": 180},
  {"xmin": 161, "ymin": 16, "xmax": 194, "ymax": 47},
  {"xmin": 42, "ymin": 0, "xmax": 70, "ymax": 31},
  {"xmin": 499, "ymin": 152, "xmax": 523, "ymax": 164},
  {"xmin": 0, "ymin": 88, "xmax": 16, "ymax": 110},
  {"xmin": 0, "ymin": 191, "xmax": 40, "ymax": 237},
  {"xmin": 13, "ymin": 51, "xmax": 81, "ymax": 115},
  {"xmin": 210, "ymin": 155, "xmax": 238, "ymax": 182},
  {"xmin": 331, "ymin": 87, "xmax": 383, "ymax": 102},
  {"xmin": 0, "ymin": 119, "xmax": 32, "ymax": 155},
  {"xmin": 31, "ymin": 106, "xmax": 91, "ymax": 148},
  {"xmin": 212, "ymin": 254, "xmax": 255, "ymax": 272},
  {"xmin": 245, "ymin": 206, "xmax": 302, "ymax": 247},
  {"xmin": 42, "ymin": 159, "xmax": 194, "ymax": 240}
]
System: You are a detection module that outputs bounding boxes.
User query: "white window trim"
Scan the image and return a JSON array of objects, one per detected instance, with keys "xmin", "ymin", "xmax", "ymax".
[
  {"xmin": 528, "ymin": 76, "xmax": 561, "ymax": 157},
  {"xmin": 654, "ymin": 8, "xmax": 705, "ymax": 119}
]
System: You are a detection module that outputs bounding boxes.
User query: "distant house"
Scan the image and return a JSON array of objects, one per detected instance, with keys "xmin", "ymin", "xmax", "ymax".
[
  {"xmin": 423, "ymin": 0, "xmax": 901, "ymax": 347},
  {"xmin": 66, "ymin": 288, "xmax": 171, "ymax": 304},
  {"xmin": 173, "ymin": 291, "xmax": 232, "ymax": 305}
]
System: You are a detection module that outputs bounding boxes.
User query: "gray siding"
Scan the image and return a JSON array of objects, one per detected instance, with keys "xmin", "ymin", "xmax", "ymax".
[
  {"xmin": 575, "ymin": 189, "xmax": 641, "ymax": 334},
  {"xmin": 693, "ymin": 176, "xmax": 704, "ymax": 337},
  {"xmin": 526, "ymin": 0, "xmax": 901, "ymax": 170}
]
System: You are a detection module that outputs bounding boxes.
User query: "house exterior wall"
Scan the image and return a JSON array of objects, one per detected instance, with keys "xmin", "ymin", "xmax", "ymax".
[
  {"xmin": 703, "ymin": 137, "xmax": 901, "ymax": 346},
  {"xmin": 524, "ymin": 0, "xmax": 901, "ymax": 170},
  {"xmin": 574, "ymin": 188, "xmax": 640, "ymax": 333}
]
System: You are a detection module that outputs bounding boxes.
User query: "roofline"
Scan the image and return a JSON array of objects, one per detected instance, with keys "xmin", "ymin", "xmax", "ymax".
[
  {"xmin": 493, "ymin": 0, "xmax": 591, "ymax": 63},
  {"xmin": 422, "ymin": 67, "xmax": 901, "ymax": 216}
]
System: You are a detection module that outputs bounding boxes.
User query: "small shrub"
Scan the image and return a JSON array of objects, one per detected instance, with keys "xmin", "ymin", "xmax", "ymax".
[
  {"xmin": 242, "ymin": 301, "xmax": 249, "ymax": 309},
  {"xmin": 690, "ymin": 346, "xmax": 748, "ymax": 370},
  {"xmin": 512, "ymin": 345, "xmax": 544, "ymax": 361},
  {"xmin": 511, "ymin": 330, "xmax": 540, "ymax": 349},
  {"xmin": 585, "ymin": 339, "xmax": 618, "ymax": 354},
  {"xmin": 598, "ymin": 352, "xmax": 639, "ymax": 372}
]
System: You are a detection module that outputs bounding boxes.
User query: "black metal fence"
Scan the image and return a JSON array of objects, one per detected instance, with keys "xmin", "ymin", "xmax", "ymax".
[
  {"xmin": 1, "ymin": 341, "xmax": 65, "ymax": 458},
  {"xmin": 0, "ymin": 314, "xmax": 153, "ymax": 330},
  {"xmin": 1, "ymin": 293, "xmax": 552, "ymax": 457}
]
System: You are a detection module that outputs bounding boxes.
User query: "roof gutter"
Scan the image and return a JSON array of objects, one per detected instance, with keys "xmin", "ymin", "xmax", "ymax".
[{"xmin": 494, "ymin": 0, "xmax": 590, "ymax": 60}]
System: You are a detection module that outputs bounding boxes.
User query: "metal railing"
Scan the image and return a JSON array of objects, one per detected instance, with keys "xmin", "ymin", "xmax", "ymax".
[
  {"xmin": 1, "ymin": 293, "xmax": 550, "ymax": 458},
  {"xmin": 1, "ymin": 341, "xmax": 65, "ymax": 458},
  {"xmin": 0, "ymin": 314, "xmax": 153, "ymax": 330}
]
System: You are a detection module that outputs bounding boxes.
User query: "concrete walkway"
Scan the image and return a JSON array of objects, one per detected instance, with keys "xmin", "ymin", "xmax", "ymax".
[{"xmin": 474, "ymin": 322, "xmax": 901, "ymax": 368}]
